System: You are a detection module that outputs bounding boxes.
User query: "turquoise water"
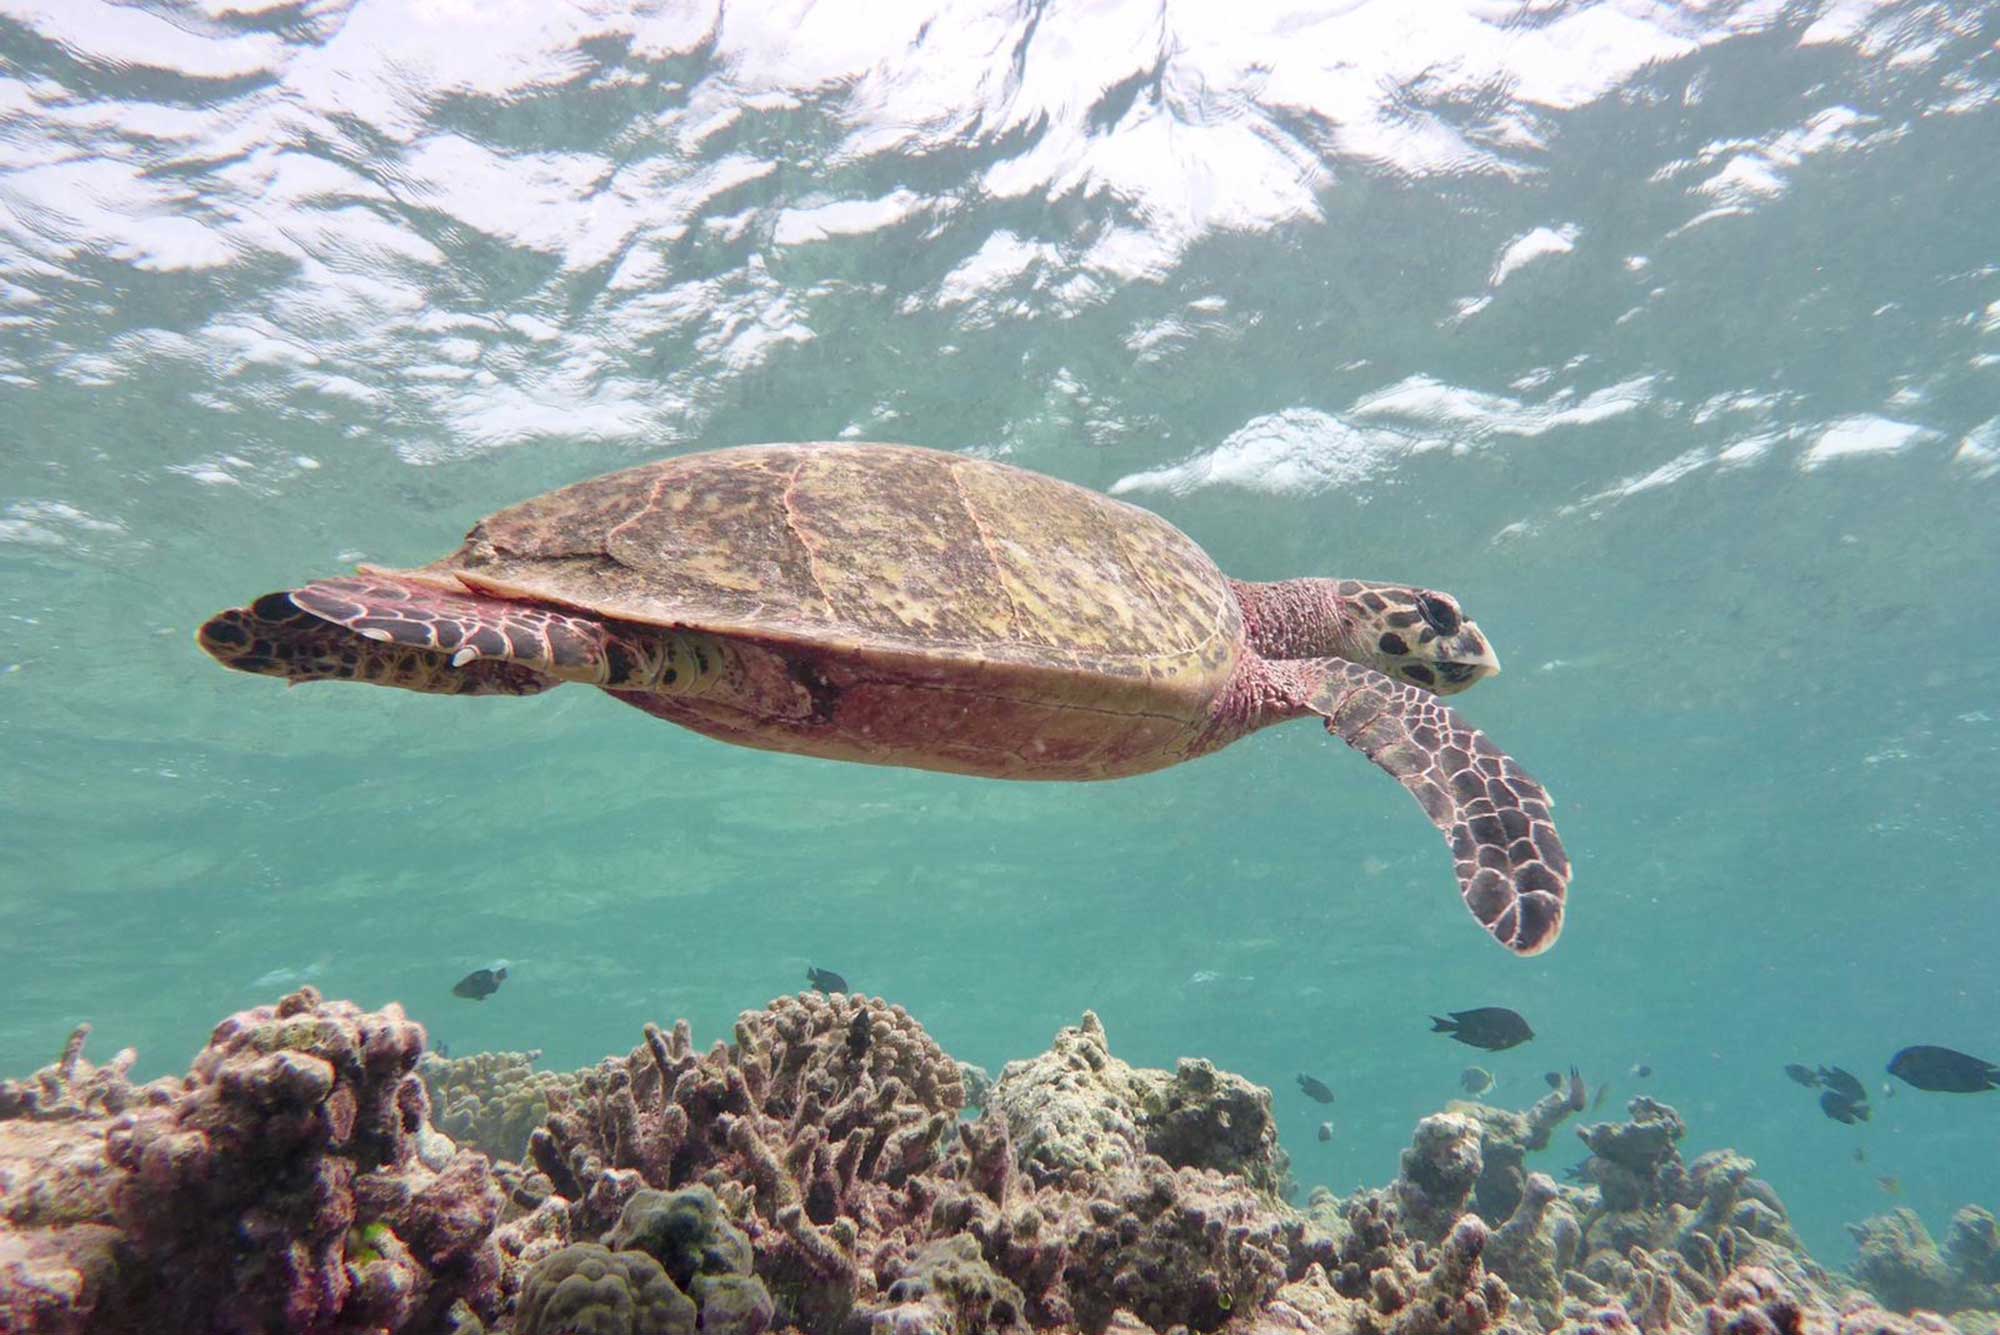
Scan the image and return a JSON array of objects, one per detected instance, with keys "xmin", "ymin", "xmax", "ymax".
[{"xmin": 2, "ymin": 0, "xmax": 1996, "ymax": 1271}]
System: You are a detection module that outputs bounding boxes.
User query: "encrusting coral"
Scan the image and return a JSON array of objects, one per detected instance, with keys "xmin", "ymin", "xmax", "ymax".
[{"xmin": 3, "ymin": 990, "xmax": 1998, "ymax": 1335}]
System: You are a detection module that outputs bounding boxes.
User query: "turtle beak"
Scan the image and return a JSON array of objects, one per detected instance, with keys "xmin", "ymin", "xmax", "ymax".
[{"xmin": 1435, "ymin": 623, "xmax": 1501, "ymax": 693}]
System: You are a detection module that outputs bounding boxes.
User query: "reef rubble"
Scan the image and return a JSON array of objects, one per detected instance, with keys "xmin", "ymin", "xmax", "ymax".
[{"xmin": 0, "ymin": 990, "xmax": 1993, "ymax": 1335}]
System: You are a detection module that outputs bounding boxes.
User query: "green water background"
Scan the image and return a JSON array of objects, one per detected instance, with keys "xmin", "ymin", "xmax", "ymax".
[{"xmin": 2, "ymin": 0, "xmax": 1997, "ymax": 1266}]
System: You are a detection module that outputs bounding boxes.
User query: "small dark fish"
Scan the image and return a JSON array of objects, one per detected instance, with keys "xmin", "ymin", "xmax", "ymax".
[
  {"xmin": 451, "ymin": 966, "xmax": 507, "ymax": 1001},
  {"xmin": 1565, "ymin": 1065, "xmax": 1586, "ymax": 1110},
  {"xmin": 1591, "ymin": 1082, "xmax": 1609, "ymax": 1110},
  {"xmin": 1818, "ymin": 1066, "xmax": 1868, "ymax": 1104},
  {"xmin": 434, "ymin": 1040, "xmax": 451, "ymax": 1059},
  {"xmin": 1819, "ymin": 1090, "xmax": 1870, "ymax": 1125},
  {"xmin": 846, "ymin": 1010, "xmax": 871, "ymax": 1061},
  {"xmin": 1887, "ymin": 1045, "xmax": 2000, "ymax": 1094},
  {"xmin": 1852, "ymin": 1146, "xmax": 1867, "ymax": 1164},
  {"xmin": 1316, "ymin": 1121, "xmax": 1333, "ymax": 1143},
  {"xmin": 1877, "ymin": 1175, "xmax": 1901, "ymax": 1197},
  {"xmin": 1783, "ymin": 1063, "xmax": 1821, "ymax": 1088},
  {"xmin": 1430, "ymin": 1008, "xmax": 1534, "ymax": 1052},
  {"xmin": 1629, "ymin": 1063, "xmax": 1653, "ymax": 1079},
  {"xmin": 1297, "ymin": 1074, "xmax": 1335, "ymax": 1104},
  {"xmin": 1543, "ymin": 1071, "xmax": 1562, "ymax": 1089},
  {"xmin": 806, "ymin": 965, "xmax": 849, "ymax": 994},
  {"xmin": 1459, "ymin": 1066, "xmax": 1494, "ymax": 1095},
  {"xmin": 1563, "ymin": 1158, "xmax": 1595, "ymax": 1183}
]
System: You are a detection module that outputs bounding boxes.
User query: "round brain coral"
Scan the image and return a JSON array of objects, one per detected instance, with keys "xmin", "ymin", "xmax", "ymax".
[{"xmin": 515, "ymin": 1243, "xmax": 696, "ymax": 1335}]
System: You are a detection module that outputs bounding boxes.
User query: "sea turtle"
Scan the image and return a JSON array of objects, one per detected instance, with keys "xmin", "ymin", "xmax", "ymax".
[{"xmin": 198, "ymin": 442, "xmax": 1569, "ymax": 954}]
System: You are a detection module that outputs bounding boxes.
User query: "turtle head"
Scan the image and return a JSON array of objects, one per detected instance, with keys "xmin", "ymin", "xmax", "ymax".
[{"xmin": 1342, "ymin": 583, "xmax": 1500, "ymax": 695}]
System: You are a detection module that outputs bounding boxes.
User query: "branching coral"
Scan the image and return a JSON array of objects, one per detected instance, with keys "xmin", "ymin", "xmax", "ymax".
[
  {"xmin": 524, "ymin": 991, "xmax": 962, "ymax": 1332},
  {"xmin": 1452, "ymin": 1075, "xmax": 1587, "ymax": 1224},
  {"xmin": 526, "ymin": 1004, "xmax": 1311, "ymax": 1335}
]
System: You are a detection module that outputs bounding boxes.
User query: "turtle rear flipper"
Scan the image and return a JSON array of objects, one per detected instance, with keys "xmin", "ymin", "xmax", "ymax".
[
  {"xmin": 196, "ymin": 578, "xmax": 582, "ymax": 696},
  {"xmin": 286, "ymin": 574, "xmax": 625, "ymax": 681},
  {"xmin": 1304, "ymin": 659, "xmax": 1570, "ymax": 956}
]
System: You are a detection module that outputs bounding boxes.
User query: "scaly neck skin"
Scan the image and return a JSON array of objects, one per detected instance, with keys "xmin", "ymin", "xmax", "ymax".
[{"xmin": 1228, "ymin": 578, "xmax": 1368, "ymax": 662}]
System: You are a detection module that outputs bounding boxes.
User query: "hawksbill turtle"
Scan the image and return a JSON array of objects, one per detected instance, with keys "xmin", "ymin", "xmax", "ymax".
[{"xmin": 198, "ymin": 442, "xmax": 1570, "ymax": 954}]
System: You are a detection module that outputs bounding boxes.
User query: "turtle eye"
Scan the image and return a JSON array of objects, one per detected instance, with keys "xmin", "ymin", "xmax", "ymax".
[{"xmin": 1417, "ymin": 593, "xmax": 1462, "ymax": 635}]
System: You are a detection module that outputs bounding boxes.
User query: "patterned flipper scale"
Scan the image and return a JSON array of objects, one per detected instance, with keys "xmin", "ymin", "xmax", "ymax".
[
  {"xmin": 286, "ymin": 575, "xmax": 616, "ymax": 681},
  {"xmin": 196, "ymin": 587, "xmax": 554, "ymax": 696},
  {"xmin": 1309, "ymin": 659, "xmax": 1569, "ymax": 956}
]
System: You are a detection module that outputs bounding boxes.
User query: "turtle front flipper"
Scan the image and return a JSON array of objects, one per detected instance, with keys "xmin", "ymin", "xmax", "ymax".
[{"xmin": 1304, "ymin": 659, "xmax": 1570, "ymax": 956}]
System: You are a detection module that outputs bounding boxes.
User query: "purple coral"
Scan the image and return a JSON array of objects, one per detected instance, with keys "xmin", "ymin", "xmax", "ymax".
[{"xmin": 102, "ymin": 987, "xmax": 504, "ymax": 1333}]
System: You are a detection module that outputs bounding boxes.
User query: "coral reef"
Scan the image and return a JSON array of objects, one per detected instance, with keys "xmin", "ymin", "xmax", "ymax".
[
  {"xmin": 521, "ymin": 991, "xmax": 966, "ymax": 1332},
  {"xmin": 874, "ymin": 1234, "xmax": 1025, "ymax": 1335},
  {"xmin": 0, "ymin": 1025, "xmax": 165, "ymax": 1334},
  {"xmin": 985, "ymin": 1010, "xmax": 1290, "ymax": 1197},
  {"xmin": 958, "ymin": 1062, "xmax": 995, "ymax": 1112},
  {"xmin": 1495, "ymin": 1094, "xmax": 1824, "ymax": 1335},
  {"xmin": 1451, "ymin": 1074, "xmax": 1587, "ymax": 1223},
  {"xmin": 524, "ymin": 1000, "xmax": 1315, "ymax": 1335},
  {"xmin": 102, "ymin": 987, "xmax": 506, "ymax": 1332},
  {"xmin": 604, "ymin": 1185, "xmax": 774, "ymax": 1335},
  {"xmin": 514, "ymin": 1242, "xmax": 695, "ymax": 1335},
  {"xmin": 1847, "ymin": 1206, "xmax": 2000, "ymax": 1318},
  {"xmin": 4, "ymin": 990, "xmax": 1997, "ymax": 1335},
  {"xmin": 1391, "ymin": 1112, "xmax": 1487, "ymax": 1245},
  {"xmin": 423, "ymin": 1048, "xmax": 581, "ymax": 1163},
  {"xmin": 0, "ymin": 989, "xmax": 504, "ymax": 1335}
]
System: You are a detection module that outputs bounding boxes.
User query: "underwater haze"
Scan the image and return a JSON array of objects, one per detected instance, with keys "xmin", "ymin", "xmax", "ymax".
[{"xmin": 2, "ymin": 0, "xmax": 1997, "ymax": 1268}]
